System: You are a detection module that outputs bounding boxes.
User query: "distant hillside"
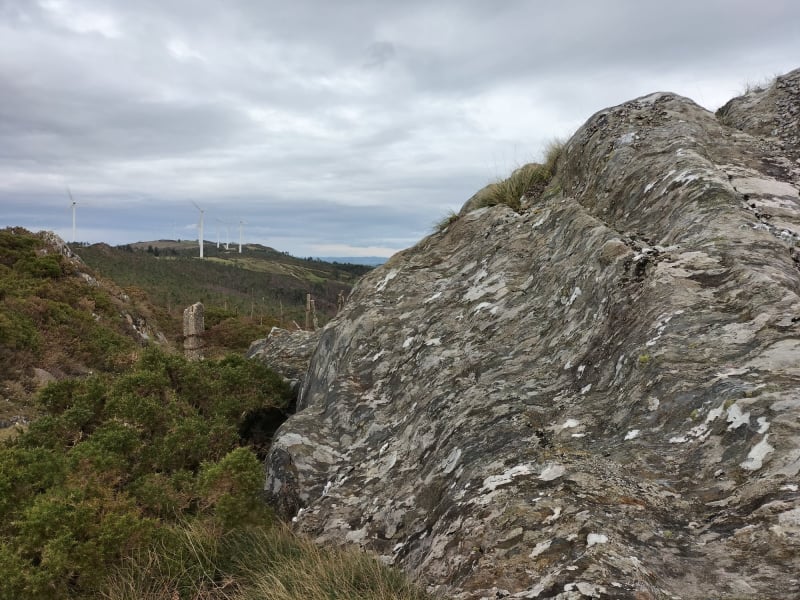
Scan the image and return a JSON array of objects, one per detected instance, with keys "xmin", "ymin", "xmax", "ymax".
[
  {"xmin": 315, "ymin": 256, "xmax": 388, "ymax": 266},
  {"xmin": 0, "ymin": 228, "xmax": 166, "ymax": 432},
  {"xmin": 76, "ymin": 240, "xmax": 372, "ymax": 348}
]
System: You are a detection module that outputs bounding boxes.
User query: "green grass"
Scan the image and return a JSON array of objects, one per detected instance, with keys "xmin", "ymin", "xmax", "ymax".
[
  {"xmin": 77, "ymin": 243, "xmax": 365, "ymax": 341},
  {"xmin": 105, "ymin": 523, "xmax": 435, "ymax": 600},
  {"xmin": 433, "ymin": 210, "xmax": 459, "ymax": 233},
  {"xmin": 460, "ymin": 139, "xmax": 565, "ymax": 217}
]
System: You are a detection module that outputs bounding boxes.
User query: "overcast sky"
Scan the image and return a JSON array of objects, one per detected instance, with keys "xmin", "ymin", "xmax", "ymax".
[{"xmin": 1, "ymin": 0, "xmax": 799, "ymax": 257}]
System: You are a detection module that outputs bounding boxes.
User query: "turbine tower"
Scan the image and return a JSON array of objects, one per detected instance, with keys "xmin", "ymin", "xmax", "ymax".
[
  {"xmin": 238, "ymin": 220, "xmax": 247, "ymax": 253},
  {"xmin": 67, "ymin": 187, "xmax": 77, "ymax": 242},
  {"xmin": 191, "ymin": 201, "xmax": 205, "ymax": 258}
]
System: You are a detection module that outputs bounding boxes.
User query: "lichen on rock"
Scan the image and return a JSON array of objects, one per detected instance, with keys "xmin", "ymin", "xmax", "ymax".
[{"xmin": 264, "ymin": 68, "xmax": 800, "ymax": 599}]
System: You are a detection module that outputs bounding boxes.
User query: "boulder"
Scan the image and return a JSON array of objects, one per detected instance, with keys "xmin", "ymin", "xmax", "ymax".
[
  {"xmin": 247, "ymin": 327, "xmax": 321, "ymax": 395},
  {"xmin": 266, "ymin": 68, "xmax": 800, "ymax": 599}
]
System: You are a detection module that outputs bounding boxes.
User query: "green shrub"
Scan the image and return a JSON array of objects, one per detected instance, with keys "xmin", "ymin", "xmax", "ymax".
[
  {"xmin": 199, "ymin": 447, "xmax": 270, "ymax": 529},
  {"xmin": 0, "ymin": 308, "xmax": 40, "ymax": 352},
  {"xmin": 0, "ymin": 348, "xmax": 295, "ymax": 598},
  {"xmin": 14, "ymin": 254, "xmax": 64, "ymax": 279}
]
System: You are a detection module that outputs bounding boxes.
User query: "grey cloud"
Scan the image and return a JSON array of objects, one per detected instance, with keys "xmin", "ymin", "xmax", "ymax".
[{"xmin": 1, "ymin": 0, "xmax": 799, "ymax": 256}]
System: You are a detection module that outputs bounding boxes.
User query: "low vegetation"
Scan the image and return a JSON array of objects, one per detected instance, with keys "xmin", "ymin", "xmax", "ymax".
[
  {"xmin": 0, "ymin": 228, "xmax": 430, "ymax": 600},
  {"xmin": 107, "ymin": 522, "xmax": 433, "ymax": 600},
  {"xmin": 77, "ymin": 242, "xmax": 364, "ymax": 336},
  {"xmin": 0, "ymin": 228, "xmax": 145, "ymax": 424},
  {"xmin": 0, "ymin": 349, "xmax": 432, "ymax": 599},
  {"xmin": 436, "ymin": 139, "xmax": 565, "ymax": 231}
]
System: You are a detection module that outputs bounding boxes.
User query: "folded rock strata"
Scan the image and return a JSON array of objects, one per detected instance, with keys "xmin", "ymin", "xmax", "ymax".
[{"xmin": 264, "ymin": 68, "xmax": 800, "ymax": 599}]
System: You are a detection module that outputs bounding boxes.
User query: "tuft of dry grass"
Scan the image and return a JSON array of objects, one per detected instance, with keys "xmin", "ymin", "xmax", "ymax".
[
  {"xmin": 104, "ymin": 522, "xmax": 435, "ymax": 600},
  {"xmin": 466, "ymin": 139, "xmax": 565, "ymax": 214},
  {"xmin": 432, "ymin": 210, "xmax": 459, "ymax": 233}
]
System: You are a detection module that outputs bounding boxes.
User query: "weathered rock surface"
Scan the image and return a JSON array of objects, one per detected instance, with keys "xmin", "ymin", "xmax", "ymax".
[
  {"xmin": 247, "ymin": 327, "xmax": 321, "ymax": 393},
  {"xmin": 265, "ymin": 69, "xmax": 800, "ymax": 599}
]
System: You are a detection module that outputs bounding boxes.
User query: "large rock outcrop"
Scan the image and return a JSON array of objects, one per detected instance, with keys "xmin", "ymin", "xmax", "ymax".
[{"xmin": 265, "ymin": 69, "xmax": 800, "ymax": 599}]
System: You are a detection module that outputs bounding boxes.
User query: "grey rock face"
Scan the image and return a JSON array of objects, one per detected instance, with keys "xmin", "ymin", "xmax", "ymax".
[
  {"xmin": 265, "ymin": 69, "xmax": 800, "ymax": 599},
  {"xmin": 247, "ymin": 327, "xmax": 321, "ymax": 395}
]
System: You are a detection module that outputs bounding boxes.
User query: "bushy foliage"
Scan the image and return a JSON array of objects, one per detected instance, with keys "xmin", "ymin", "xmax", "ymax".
[
  {"xmin": 0, "ymin": 349, "xmax": 292, "ymax": 599},
  {"xmin": 0, "ymin": 229, "xmax": 138, "ymax": 384}
]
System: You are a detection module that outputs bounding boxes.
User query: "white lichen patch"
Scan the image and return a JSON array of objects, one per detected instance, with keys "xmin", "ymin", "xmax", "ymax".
[
  {"xmin": 424, "ymin": 291, "xmax": 442, "ymax": 304},
  {"xmin": 624, "ymin": 429, "xmax": 640, "ymax": 440},
  {"xmin": 529, "ymin": 539, "xmax": 551, "ymax": 558},
  {"xmin": 464, "ymin": 272, "xmax": 507, "ymax": 302},
  {"xmin": 482, "ymin": 463, "xmax": 536, "ymax": 492},
  {"xmin": 726, "ymin": 403, "xmax": 751, "ymax": 430},
  {"xmin": 532, "ymin": 215, "xmax": 547, "ymax": 228},
  {"xmin": 544, "ymin": 506, "xmax": 562, "ymax": 524},
  {"xmin": 577, "ymin": 582, "xmax": 608, "ymax": 596},
  {"xmin": 669, "ymin": 435, "xmax": 688, "ymax": 444},
  {"xmin": 441, "ymin": 447, "xmax": 462, "ymax": 474},
  {"xmin": 402, "ymin": 336, "xmax": 415, "ymax": 349},
  {"xmin": 741, "ymin": 435, "xmax": 774, "ymax": 471},
  {"xmin": 646, "ymin": 312, "xmax": 679, "ymax": 347},
  {"xmin": 375, "ymin": 268, "xmax": 399, "ymax": 292},
  {"xmin": 618, "ymin": 131, "xmax": 636, "ymax": 145},
  {"xmin": 562, "ymin": 419, "xmax": 580, "ymax": 429},
  {"xmin": 587, "ymin": 533, "xmax": 608, "ymax": 547},
  {"xmin": 562, "ymin": 286, "xmax": 582, "ymax": 307},
  {"xmin": 539, "ymin": 463, "xmax": 566, "ymax": 481},
  {"xmin": 425, "ymin": 337, "xmax": 441, "ymax": 346},
  {"xmin": 706, "ymin": 402, "xmax": 725, "ymax": 423},
  {"xmin": 714, "ymin": 366, "xmax": 751, "ymax": 380},
  {"xmin": 472, "ymin": 301, "xmax": 495, "ymax": 314},
  {"xmin": 647, "ymin": 396, "xmax": 660, "ymax": 411}
]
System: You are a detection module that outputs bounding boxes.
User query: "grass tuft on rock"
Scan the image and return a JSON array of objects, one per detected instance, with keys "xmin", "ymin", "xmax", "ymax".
[
  {"xmin": 104, "ymin": 522, "xmax": 435, "ymax": 600},
  {"xmin": 461, "ymin": 139, "xmax": 565, "ymax": 215}
]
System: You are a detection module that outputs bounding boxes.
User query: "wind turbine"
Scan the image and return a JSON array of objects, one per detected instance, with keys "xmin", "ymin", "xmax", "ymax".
[
  {"xmin": 191, "ymin": 201, "xmax": 205, "ymax": 258},
  {"xmin": 67, "ymin": 187, "xmax": 77, "ymax": 242},
  {"xmin": 215, "ymin": 218, "xmax": 230, "ymax": 249},
  {"xmin": 238, "ymin": 220, "xmax": 247, "ymax": 253}
]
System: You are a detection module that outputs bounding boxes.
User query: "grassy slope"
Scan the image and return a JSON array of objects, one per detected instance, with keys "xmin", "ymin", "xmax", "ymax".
[
  {"xmin": 0, "ymin": 229, "xmax": 430, "ymax": 600},
  {"xmin": 0, "ymin": 228, "xmax": 166, "ymax": 430},
  {"xmin": 77, "ymin": 242, "xmax": 370, "ymax": 343}
]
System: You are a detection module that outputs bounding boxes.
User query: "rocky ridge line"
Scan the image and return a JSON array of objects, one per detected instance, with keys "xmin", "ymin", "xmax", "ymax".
[{"xmin": 262, "ymin": 69, "xmax": 800, "ymax": 599}]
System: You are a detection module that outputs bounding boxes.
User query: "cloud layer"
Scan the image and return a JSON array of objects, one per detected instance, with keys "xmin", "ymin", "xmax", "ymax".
[{"xmin": 2, "ymin": 0, "xmax": 799, "ymax": 255}]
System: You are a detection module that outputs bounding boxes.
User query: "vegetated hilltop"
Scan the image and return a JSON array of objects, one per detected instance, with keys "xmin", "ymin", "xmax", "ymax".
[
  {"xmin": 264, "ymin": 68, "xmax": 800, "ymax": 599},
  {"xmin": 0, "ymin": 230, "xmax": 429, "ymax": 599},
  {"xmin": 0, "ymin": 228, "xmax": 166, "ymax": 431},
  {"xmin": 77, "ymin": 240, "xmax": 371, "ymax": 351}
]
